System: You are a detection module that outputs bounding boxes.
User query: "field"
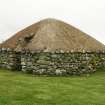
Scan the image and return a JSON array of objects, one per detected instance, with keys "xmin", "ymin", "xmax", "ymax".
[{"xmin": 0, "ymin": 69, "xmax": 105, "ymax": 105}]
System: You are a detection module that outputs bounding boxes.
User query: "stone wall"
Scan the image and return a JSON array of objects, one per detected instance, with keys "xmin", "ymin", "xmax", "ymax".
[
  {"xmin": 0, "ymin": 48, "xmax": 21, "ymax": 70},
  {"xmin": 21, "ymin": 51, "xmax": 105, "ymax": 75},
  {"xmin": 0, "ymin": 48, "xmax": 105, "ymax": 75}
]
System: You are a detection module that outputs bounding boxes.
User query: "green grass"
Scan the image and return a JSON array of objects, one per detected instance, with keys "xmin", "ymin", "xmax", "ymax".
[{"xmin": 0, "ymin": 70, "xmax": 105, "ymax": 105}]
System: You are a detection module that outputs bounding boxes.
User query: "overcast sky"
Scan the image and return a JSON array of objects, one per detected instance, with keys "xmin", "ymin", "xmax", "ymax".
[{"xmin": 0, "ymin": 0, "xmax": 105, "ymax": 44}]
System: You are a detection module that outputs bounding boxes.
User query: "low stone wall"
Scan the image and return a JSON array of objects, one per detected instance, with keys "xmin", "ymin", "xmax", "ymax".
[
  {"xmin": 0, "ymin": 48, "xmax": 105, "ymax": 75},
  {"xmin": 0, "ymin": 48, "xmax": 21, "ymax": 70},
  {"xmin": 21, "ymin": 51, "xmax": 105, "ymax": 75}
]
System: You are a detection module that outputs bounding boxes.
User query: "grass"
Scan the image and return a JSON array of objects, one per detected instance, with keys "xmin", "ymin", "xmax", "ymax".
[{"xmin": 0, "ymin": 70, "xmax": 105, "ymax": 105}]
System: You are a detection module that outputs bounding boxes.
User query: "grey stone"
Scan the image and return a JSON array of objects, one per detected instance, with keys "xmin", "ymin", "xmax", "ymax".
[{"xmin": 55, "ymin": 69, "xmax": 62, "ymax": 75}]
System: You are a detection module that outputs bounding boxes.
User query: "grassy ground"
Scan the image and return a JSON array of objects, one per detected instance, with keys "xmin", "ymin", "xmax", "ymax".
[{"xmin": 0, "ymin": 70, "xmax": 105, "ymax": 105}]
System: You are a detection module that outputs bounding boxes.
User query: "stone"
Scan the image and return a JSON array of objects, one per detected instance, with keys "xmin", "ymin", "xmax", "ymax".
[
  {"xmin": 21, "ymin": 62, "xmax": 26, "ymax": 65},
  {"xmin": 37, "ymin": 60, "xmax": 50, "ymax": 65},
  {"xmin": 55, "ymin": 69, "xmax": 62, "ymax": 75}
]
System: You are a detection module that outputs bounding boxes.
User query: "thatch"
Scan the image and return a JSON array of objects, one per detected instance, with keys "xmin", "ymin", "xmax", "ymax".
[{"xmin": 1, "ymin": 18, "xmax": 105, "ymax": 52}]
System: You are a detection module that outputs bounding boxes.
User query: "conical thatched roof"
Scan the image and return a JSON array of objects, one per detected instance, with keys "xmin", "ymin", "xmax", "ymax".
[{"xmin": 1, "ymin": 18, "xmax": 105, "ymax": 52}]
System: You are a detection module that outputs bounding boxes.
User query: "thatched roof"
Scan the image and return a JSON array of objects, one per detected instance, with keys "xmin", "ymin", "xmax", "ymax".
[{"xmin": 1, "ymin": 18, "xmax": 105, "ymax": 52}]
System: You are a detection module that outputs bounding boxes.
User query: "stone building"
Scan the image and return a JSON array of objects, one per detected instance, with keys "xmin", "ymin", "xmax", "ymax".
[{"xmin": 0, "ymin": 18, "xmax": 105, "ymax": 75}]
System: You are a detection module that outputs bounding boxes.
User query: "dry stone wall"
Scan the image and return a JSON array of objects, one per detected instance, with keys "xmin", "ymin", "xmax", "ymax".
[
  {"xmin": 21, "ymin": 51, "xmax": 105, "ymax": 75},
  {"xmin": 0, "ymin": 48, "xmax": 105, "ymax": 76},
  {"xmin": 0, "ymin": 48, "xmax": 21, "ymax": 70}
]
